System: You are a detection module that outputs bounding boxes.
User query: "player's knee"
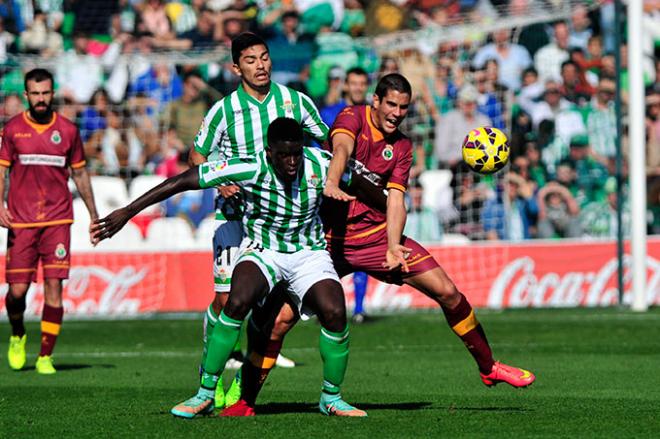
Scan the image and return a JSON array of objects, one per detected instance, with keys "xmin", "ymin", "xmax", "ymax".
[
  {"xmin": 224, "ymin": 296, "xmax": 252, "ymax": 321},
  {"xmin": 8, "ymin": 283, "xmax": 30, "ymax": 299},
  {"xmin": 317, "ymin": 307, "xmax": 346, "ymax": 333}
]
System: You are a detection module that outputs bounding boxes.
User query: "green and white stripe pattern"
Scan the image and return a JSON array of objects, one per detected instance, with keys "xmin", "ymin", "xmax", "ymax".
[
  {"xmin": 193, "ymin": 82, "xmax": 328, "ymax": 220},
  {"xmin": 194, "ymin": 82, "xmax": 328, "ymax": 161},
  {"xmin": 199, "ymin": 147, "xmax": 332, "ymax": 253}
]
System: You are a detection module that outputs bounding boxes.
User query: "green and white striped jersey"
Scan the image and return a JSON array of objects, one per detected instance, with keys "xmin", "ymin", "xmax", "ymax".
[
  {"xmin": 198, "ymin": 147, "xmax": 332, "ymax": 253},
  {"xmin": 193, "ymin": 81, "xmax": 328, "ymax": 220}
]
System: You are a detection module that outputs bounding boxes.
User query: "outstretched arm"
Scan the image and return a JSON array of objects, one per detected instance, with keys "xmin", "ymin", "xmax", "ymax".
[
  {"xmin": 324, "ymin": 132, "xmax": 356, "ymax": 201},
  {"xmin": 91, "ymin": 167, "xmax": 202, "ymax": 243}
]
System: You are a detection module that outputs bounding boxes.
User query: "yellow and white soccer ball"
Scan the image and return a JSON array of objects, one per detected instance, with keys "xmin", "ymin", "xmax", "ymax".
[{"xmin": 462, "ymin": 126, "xmax": 510, "ymax": 174}]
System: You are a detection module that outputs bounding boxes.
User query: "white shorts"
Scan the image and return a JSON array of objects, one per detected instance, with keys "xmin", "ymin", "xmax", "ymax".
[
  {"xmin": 213, "ymin": 219, "xmax": 244, "ymax": 293},
  {"xmin": 235, "ymin": 238, "xmax": 340, "ymax": 314}
]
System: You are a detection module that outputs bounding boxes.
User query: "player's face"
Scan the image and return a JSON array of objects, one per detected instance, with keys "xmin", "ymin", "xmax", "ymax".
[
  {"xmin": 267, "ymin": 141, "xmax": 304, "ymax": 183},
  {"xmin": 345, "ymin": 73, "xmax": 368, "ymax": 105},
  {"xmin": 24, "ymin": 78, "xmax": 54, "ymax": 119},
  {"xmin": 234, "ymin": 44, "xmax": 272, "ymax": 92},
  {"xmin": 372, "ymin": 89, "xmax": 410, "ymax": 135}
]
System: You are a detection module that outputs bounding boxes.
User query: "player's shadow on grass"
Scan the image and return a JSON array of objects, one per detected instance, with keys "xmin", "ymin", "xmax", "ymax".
[
  {"xmin": 448, "ymin": 406, "xmax": 531, "ymax": 412},
  {"xmin": 18, "ymin": 364, "xmax": 115, "ymax": 372},
  {"xmin": 258, "ymin": 401, "xmax": 432, "ymax": 415}
]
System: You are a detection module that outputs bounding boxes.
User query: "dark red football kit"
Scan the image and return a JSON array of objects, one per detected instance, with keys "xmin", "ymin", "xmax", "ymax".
[
  {"xmin": 0, "ymin": 112, "xmax": 85, "ymax": 282},
  {"xmin": 322, "ymin": 105, "xmax": 439, "ymax": 284}
]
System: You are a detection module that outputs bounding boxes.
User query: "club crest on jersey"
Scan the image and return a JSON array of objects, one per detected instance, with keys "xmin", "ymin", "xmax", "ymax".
[
  {"xmin": 51, "ymin": 130, "xmax": 62, "ymax": 144},
  {"xmin": 280, "ymin": 100, "xmax": 296, "ymax": 114},
  {"xmin": 55, "ymin": 243, "xmax": 67, "ymax": 259},
  {"xmin": 307, "ymin": 173, "xmax": 320, "ymax": 187},
  {"xmin": 382, "ymin": 145, "xmax": 394, "ymax": 161}
]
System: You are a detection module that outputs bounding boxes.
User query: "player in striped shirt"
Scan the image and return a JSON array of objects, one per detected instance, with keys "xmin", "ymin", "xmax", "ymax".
[
  {"xmin": 92, "ymin": 118, "xmax": 368, "ymax": 417},
  {"xmin": 190, "ymin": 33, "xmax": 328, "ymax": 396}
]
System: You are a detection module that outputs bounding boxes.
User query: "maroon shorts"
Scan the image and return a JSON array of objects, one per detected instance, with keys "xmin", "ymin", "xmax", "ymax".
[
  {"xmin": 5, "ymin": 224, "xmax": 71, "ymax": 283},
  {"xmin": 327, "ymin": 225, "xmax": 439, "ymax": 285}
]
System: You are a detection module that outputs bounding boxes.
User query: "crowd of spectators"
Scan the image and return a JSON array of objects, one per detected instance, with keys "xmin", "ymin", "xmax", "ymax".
[{"xmin": 0, "ymin": 1, "xmax": 658, "ymax": 240}]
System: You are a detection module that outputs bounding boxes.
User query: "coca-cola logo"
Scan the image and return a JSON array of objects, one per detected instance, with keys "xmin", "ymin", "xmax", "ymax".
[
  {"xmin": 488, "ymin": 256, "xmax": 660, "ymax": 309},
  {"xmin": 0, "ymin": 265, "xmax": 151, "ymax": 316}
]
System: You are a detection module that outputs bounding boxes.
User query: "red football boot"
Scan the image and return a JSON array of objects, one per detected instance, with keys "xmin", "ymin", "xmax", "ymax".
[
  {"xmin": 220, "ymin": 399, "xmax": 256, "ymax": 417},
  {"xmin": 480, "ymin": 361, "xmax": 535, "ymax": 388}
]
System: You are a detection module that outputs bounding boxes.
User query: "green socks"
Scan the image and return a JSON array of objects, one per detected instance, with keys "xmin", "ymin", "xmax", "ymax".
[
  {"xmin": 201, "ymin": 310, "xmax": 243, "ymax": 389},
  {"xmin": 319, "ymin": 325, "xmax": 350, "ymax": 395}
]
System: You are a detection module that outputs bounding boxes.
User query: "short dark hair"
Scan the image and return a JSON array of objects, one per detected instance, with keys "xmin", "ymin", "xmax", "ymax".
[
  {"xmin": 346, "ymin": 67, "xmax": 368, "ymax": 79},
  {"xmin": 183, "ymin": 71, "xmax": 203, "ymax": 83},
  {"xmin": 231, "ymin": 32, "xmax": 268, "ymax": 64},
  {"xmin": 267, "ymin": 118, "xmax": 303, "ymax": 148},
  {"xmin": 374, "ymin": 73, "xmax": 411, "ymax": 100},
  {"xmin": 24, "ymin": 68, "xmax": 54, "ymax": 91}
]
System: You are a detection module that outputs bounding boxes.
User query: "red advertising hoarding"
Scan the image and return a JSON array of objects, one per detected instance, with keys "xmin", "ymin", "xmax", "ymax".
[{"xmin": 1, "ymin": 239, "xmax": 658, "ymax": 317}]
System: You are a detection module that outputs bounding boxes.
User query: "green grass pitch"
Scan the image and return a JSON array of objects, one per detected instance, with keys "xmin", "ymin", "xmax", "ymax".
[{"xmin": 1, "ymin": 308, "xmax": 659, "ymax": 438}]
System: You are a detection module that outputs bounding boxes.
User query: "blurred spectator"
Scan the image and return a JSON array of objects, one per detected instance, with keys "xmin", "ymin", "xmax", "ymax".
[
  {"xmin": 19, "ymin": 9, "xmax": 62, "ymax": 56},
  {"xmin": 561, "ymin": 135, "xmax": 610, "ymax": 207},
  {"xmin": 404, "ymin": 181, "xmax": 443, "ymax": 242},
  {"xmin": 0, "ymin": 16, "xmax": 16, "ymax": 64},
  {"xmin": 80, "ymin": 88, "xmax": 110, "ymax": 142},
  {"xmin": 422, "ymin": 58, "xmax": 457, "ymax": 119},
  {"xmin": 162, "ymin": 149, "xmax": 215, "ymax": 228},
  {"xmin": 646, "ymin": 93, "xmax": 660, "ymax": 179},
  {"xmin": 509, "ymin": 0, "xmax": 549, "ymax": 58},
  {"xmin": 164, "ymin": 71, "xmax": 222, "ymax": 148},
  {"xmin": 54, "ymin": 96, "xmax": 79, "ymax": 124},
  {"xmin": 578, "ymin": 76, "xmax": 617, "ymax": 166},
  {"xmin": 341, "ymin": 0, "xmax": 365, "ymax": 36},
  {"xmin": 522, "ymin": 142, "xmax": 548, "ymax": 189},
  {"xmin": 599, "ymin": 0, "xmax": 616, "ymax": 53},
  {"xmin": 296, "ymin": 0, "xmax": 344, "ymax": 34},
  {"xmin": 536, "ymin": 181, "xmax": 581, "ymax": 239},
  {"xmin": 483, "ymin": 59, "xmax": 509, "ymax": 104},
  {"xmin": 257, "ymin": 0, "xmax": 297, "ymax": 32},
  {"xmin": 474, "ymin": 66, "xmax": 505, "ymax": 129},
  {"xmin": 482, "ymin": 172, "xmax": 538, "ymax": 241},
  {"xmin": 519, "ymin": 84, "xmax": 588, "ymax": 168},
  {"xmin": 55, "ymin": 33, "xmax": 103, "ymax": 103},
  {"xmin": 534, "ymin": 21, "xmax": 570, "ymax": 83},
  {"xmin": 138, "ymin": 0, "xmax": 174, "ymax": 44},
  {"xmin": 472, "ymin": 28, "xmax": 532, "ymax": 91},
  {"xmin": 266, "ymin": 10, "xmax": 316, "ymax": 87},
  {"xmin": 320, "ymin": 66, "xmax": 369, "ymax": 126},
  {"xmin": 568, "ymin": 4, "xmax": 592, "ymax": 52},
  {"xmin": 558, "ymin": 60, "xmax": 593, "ymax": 105},
  {"xmin": 129, "ymin": 63, "xmax": 183, "ymax": 115},
  {"xmin": 155, "ymin": 8, "xmax": 223, "ymax": 50},
  {"xmin": 449, "ymin": 164, "xmax": 490, "ymax": 239},
  {"xmin": 0, "ymin": 92, "xmax": 22, "ymax": 124},
  {"xmin": 434, "ymin": 85, "xmax": 491, "ymax": 170},
  {"xmin": 579, "ymin": 177, "xmax": 630, "ymax": 239},
  {"xmin": 99, "ymin": 108, "xmax": 144, "ymax": 177},
  {"xmin": 307, "ymin": 28, "xmax": 358, "ymax": 99}
]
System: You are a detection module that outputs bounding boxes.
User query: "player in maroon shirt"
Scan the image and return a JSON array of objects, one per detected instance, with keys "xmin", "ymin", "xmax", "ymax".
[
  {"xmin": 0, "ymin": 68, "xmax": 98, "ymax": 374},
  {"xmin": 223, "ymin": 74, "xmax": 536, "ymax": 417}
]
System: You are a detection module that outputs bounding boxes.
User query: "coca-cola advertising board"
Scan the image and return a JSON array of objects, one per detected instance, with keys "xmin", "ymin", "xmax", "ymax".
[{"xmin": 0, "ymin": 239, "xmax": 658, "ymax": 317}]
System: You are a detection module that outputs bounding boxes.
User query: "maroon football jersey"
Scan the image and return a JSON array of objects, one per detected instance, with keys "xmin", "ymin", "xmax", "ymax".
[
  {"xmin": 0, "ymin": 112, "xmax": 86, "ymax": 227},
  {"xmin": 322, "ymin": 105, "xmax": 413, "ymax": 240}
]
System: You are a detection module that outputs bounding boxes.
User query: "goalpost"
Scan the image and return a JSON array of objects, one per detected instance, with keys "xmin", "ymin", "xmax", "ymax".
[{"xmin": 627, "ymin": 0, "xmax": 648, "ymax": 311}]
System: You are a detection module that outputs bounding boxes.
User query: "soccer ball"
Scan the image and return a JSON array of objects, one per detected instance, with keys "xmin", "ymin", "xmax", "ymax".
[{"xmin": 462, "ymin": 127, "xmax": 510, "ymax": 174}]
